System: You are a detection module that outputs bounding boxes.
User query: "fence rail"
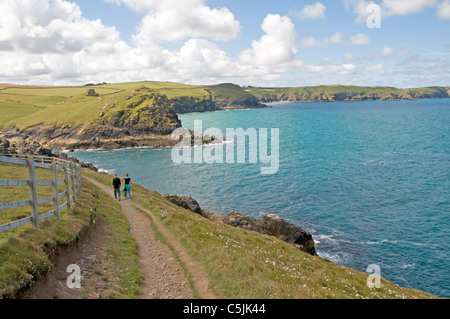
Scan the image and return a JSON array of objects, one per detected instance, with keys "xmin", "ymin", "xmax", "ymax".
[{"xmin": 0, "ymin": 155, "xmax": 82, "ymax": 233}]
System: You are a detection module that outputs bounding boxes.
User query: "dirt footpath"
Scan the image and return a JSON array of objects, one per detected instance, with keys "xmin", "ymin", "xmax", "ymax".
[
  {"xmin": 25, "ymin": 177, "xmax": 204, "ymax": 299},
  {"xmin": 96, "ymin": 179, "xmax": 194, "ymax": 299},
  {"xmin": 85, "ymin": 176, "xmax": 217, "ymax": 299},
  {"xmin": 24, "ymin": 215, "xmax": 118, "ymax": 299}
]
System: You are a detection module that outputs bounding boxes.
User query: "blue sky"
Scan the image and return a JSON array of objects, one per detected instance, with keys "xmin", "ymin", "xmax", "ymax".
[{"xmin": 0, "ymin": 0, "xmax": 449, "ymax": 87}]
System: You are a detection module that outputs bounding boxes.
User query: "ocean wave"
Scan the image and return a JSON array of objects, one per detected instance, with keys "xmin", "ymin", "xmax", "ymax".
[
  {"xmin": 339, "ymin": 238, "xmax": 442, "ymax": 249},
  {"xmin": 317, "ymin": 251, "xmax": 351, "ymax": 265},
  {"xmin": 313, "ymin": 234, "xmax": 336, "ymax": 245},
  {"xmin": 400, "ymin": 263, "xmax": 416, "ymax": 270},
  {"xmin": 98, "ymin": 168, "xmax": 116, "ymax": 174}
]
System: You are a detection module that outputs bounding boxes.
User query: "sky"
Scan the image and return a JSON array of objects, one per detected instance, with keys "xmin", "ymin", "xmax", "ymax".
[{"xmin": 0, "ymin": 0, "xmax": 449, "ymax": 88}]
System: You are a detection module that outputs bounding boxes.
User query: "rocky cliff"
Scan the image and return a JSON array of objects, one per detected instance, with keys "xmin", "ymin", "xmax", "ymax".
[
  {"xmin": 247, "ymin": 85, "xmax": 450, "ymax": 103},
  {"xmin": 2, "ymin": 87, "xmax": 183, "ymax": 150},
  {"xmin": 163, "ymin": 194, "xmax": 317, "ymax": 256},
  {"xmin": 171, "ymin": 83, "xmax": 268, "ymax": 113}
]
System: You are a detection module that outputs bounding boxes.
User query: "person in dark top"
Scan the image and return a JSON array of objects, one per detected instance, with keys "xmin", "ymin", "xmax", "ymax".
[
  {"xmin": 112, "ymin": 174, "xmax": 121, "ymax": 201},
  {"xmin": 123, "ymin": 173, "xmax": 131, "ymax": 200}
]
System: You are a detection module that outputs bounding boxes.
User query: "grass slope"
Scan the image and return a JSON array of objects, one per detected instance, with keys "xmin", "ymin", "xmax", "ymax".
[
  {"xmin": 0, "ymin": 82, "xmax": 262, "ymax": 128},
  {"xmin": 85, "ymin": 169, "xmax": 436, "ymax": 299},
  {"xmin": 1, "ymin": 85, "xmax": 178, "ymax": 130},
  {"xmin": 0, "ymin": 172, "xmax": 141, "ymax": 299},
  {"xmin": 0, "ymin": 164, "xmax": 437, "ymax": 299}
]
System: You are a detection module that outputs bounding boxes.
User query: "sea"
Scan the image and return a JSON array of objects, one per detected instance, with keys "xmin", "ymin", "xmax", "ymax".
[{"xmin": 71, "ymin": 98, "xmax": 450, "ymax": 298}]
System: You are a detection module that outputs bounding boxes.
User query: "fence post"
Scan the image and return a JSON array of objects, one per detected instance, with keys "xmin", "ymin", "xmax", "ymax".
[
  {"xmin": 77, "ymin": 164, "xmax": 82, "ymax": 199},
  {"xmin": 52, "ymin": 160, "xmax": 60, "ymax": 220},
  {"xmin": 63, "ymin": 164, "xmax": 73, "ymax": 215},
  {"xmin": 26, "ymin": 156, "xmax": 39, "ymax": 229},
  {"xmin": 70, "ymin": 163, "xmax": 77, "ymax": 201}
]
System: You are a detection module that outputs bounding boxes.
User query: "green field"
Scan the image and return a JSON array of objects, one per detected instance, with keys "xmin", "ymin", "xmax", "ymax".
[
  {"xmin": 0, "ymin": 81, "xmax": 261, "ymax": 129},
  {"xmin": 1, "ymin": 82, "xmax": 448, "ymax": 131},
  {"xmin": 0, "ymin": 83, "xmax": 179, "ymax": 130}
]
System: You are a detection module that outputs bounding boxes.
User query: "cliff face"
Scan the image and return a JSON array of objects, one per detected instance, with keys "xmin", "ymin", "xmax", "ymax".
[
  {"xmin": 171, "ymin": 96, "xmax": 218, "ymax": 113},
  {"xmin": 404, "ymin": 87, "xmax": 450, "ymax": 99},
  {"xmin": 247, "ymin": 86, "xmax": 450, "ymax": 103},
  {"xmin": 172, "ymin": 83, "xmax": 268, "ymax": 113},
  {"xmin": 2, "ymin": 87, "xmax": 182, "ymax": 150}
]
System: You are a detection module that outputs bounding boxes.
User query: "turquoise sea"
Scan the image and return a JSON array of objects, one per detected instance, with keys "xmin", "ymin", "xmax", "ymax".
[{"xmin": 72, "ymin": 99, "xmax": 450, "ymax": 297}]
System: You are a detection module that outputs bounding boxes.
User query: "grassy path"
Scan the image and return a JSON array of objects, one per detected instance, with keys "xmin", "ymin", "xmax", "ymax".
[{"xmin": 85, "ymin": 176, "xmax": 217, "ymax": 299}]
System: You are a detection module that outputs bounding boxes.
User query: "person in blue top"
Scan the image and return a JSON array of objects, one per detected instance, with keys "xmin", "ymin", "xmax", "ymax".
[{"xmin": 123, "ymin": 173, "xmax": 131, "ymax": 200}]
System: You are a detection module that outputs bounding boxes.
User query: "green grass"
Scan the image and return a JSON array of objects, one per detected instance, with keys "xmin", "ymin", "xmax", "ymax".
[
  {"xmin": 3, "ymin": 83, "xmax": 447, "ymax": 130},
  {"xmin": 84, "ymin": 169, "xmax": 436, "ymax": 299},
  {"xmin": 0, "ymin": 82, "xmax": 260, "ymax": 129},
  {"xmin": 0, "ymin": 170, "xmax": 141, "ymax": 299},
  {"xmin": 0, "ymin": 163, "xmax": 67, "ymax": 242},
  {"xmin": 0, "ymin": 184, "xmax": 93, "ymax": 297},
  {"xmin": 0, "ymin": 86, "xmax": 122, "ymax": 97},
  {"xmin": 1, "ymin": 88, "xmax": 160, "ymax": 130}
]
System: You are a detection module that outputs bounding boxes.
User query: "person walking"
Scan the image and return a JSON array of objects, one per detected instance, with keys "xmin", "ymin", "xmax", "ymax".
[
  {"xmin": 113, "ymin": 174, "xmax": 121, "ymax": 201},
  {"xmin": 123, "ymin": 173, "xmax": 131, "ymax": 199}
]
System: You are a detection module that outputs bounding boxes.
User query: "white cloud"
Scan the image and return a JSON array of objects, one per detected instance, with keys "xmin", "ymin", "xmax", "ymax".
[
  {"xmin": 344, "ymin": 53, "xmax": 357, "ymax": 61},
  {"xmin": 437, "ymin": 0, "xmax": 450, "ymax": 18},
  {"xmin": 365, "ymin": 63, "xmax": 386, "ymax": 75},
  {"xmin": 0, "ymin": 0, "xmax": 133, "ymax": 84},
  {"xmin": 165, "ymin": 39, "xmax": 237, "ymax": 81},
  {"xmin": 381, "ymin": 0, "xmax": 437, "ymax": 16},
  {"xmin": 381, "ymin": 45, "xmax": 395, "ymax": 56},
  {"xmin": 302, "ymin": 36, "xmax": 323, "ymax": 47},
  {"xmin": 239, "ymin": 14, "xmax": 298, "ymax": 66},
  {"xmin": 327, "ymin": 32, "xmax": 344, "ymax": 44},
  {"xmin": 0, "ymin": 0, "xmax": 120, "ymax": 54},
  {"xmin": 302, "ymin": 32, "xmax": 344, "ymax": 47},
  {"xmin": 350, "ymin": 33, "xmax": 371, "ymax": 45},
  {"xmin": 0, "ymin": 0, "xmax": 245, "ymax": 85},
  {"xmin": 345, "ymin": 0, "xmax": 440, "ymax": 22},
  {"xmin": 105, "ymin": 0, "xmax": 204, "ymax": 13},
  {"xmin": 372, "ymin": 45, "xmax": 410, "ymax": 58},
  {"xmin": 303, "ymin": 63, "xmax": 357, "ymax": 75},
  {"xmin": 344, "ymin": 0, "xmax": 376, "ymax": 23},
  {"xmin": 0, "ymin": 2, "xmax": 301, "ymax": 86},
  {"xmin": 106, "ymin": 0, "xmax": 242, "ymax": 44},
  {"xmin": 295, "ymin": 2, "xmax": 327, "ymax": 19},
  {"xmin": 0, "ymin": 0, "xmax": 443, "ymax": 88}
]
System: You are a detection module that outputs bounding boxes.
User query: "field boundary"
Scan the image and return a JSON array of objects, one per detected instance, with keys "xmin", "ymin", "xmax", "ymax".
[{"xmin": 0, "ymin": 155, "xmax": 82, "ymax": 232}]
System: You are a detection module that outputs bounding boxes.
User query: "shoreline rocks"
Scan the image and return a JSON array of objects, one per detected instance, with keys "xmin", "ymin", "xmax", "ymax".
[
  {"xmin": 0, "ymin": 134, "xmax": 98, "ymax": 172},
  {"xmin": 163, "ymin": 194, "xmax": 317, "ymax": 256}
]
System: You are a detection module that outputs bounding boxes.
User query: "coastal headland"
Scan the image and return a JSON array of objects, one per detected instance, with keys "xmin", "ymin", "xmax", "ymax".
[
  {"xmin": 1, "ymin": 81, "xmax": 449, "ymax": 151},
  {"xmin": 0, "ymin": 81, "xmax": 446, "ymax": 299}
]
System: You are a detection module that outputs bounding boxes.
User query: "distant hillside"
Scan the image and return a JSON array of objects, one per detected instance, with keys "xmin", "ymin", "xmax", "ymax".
[
  {"xmin": 165, "ymin": 83, "xmax": 267, "ymax": 113},
  {"xmin": 245, "ymin": 85, "xmax": 450, "ymax": 103},
  {"xmin": 0, "ymin": 85, "xmax": 182, "ymax": 150},
  {"xmin": 1, "ymin": 81, "xmax": 449, "ymax": 151}
]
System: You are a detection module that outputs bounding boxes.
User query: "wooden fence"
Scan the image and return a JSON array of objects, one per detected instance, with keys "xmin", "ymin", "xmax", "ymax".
[{"xmin": 0, "ymin": 155, "xmax": 82, "ymax": 233}]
